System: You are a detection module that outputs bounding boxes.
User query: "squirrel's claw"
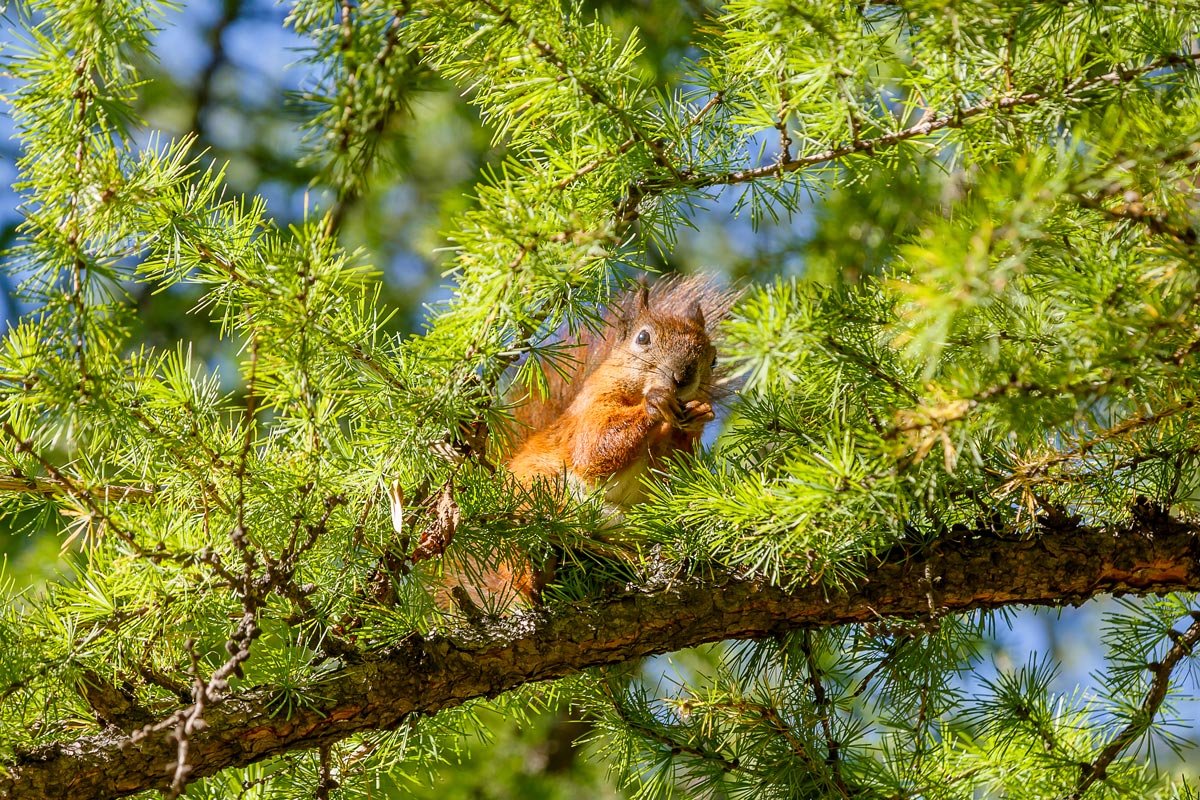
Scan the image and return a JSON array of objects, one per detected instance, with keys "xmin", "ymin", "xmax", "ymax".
[
  {"xmin": 645, "ymin": 386, "xmax": 677, "ymax": 426},
  {"xmin": 678, "ymin": 400, "xmax": 715, "ymax": 432},
  {"xmin": 647, "ymin": 390, "xmax": 712, "ymax": 433}
]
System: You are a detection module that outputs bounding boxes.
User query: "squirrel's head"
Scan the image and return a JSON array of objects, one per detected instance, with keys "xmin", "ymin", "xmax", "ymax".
[{"xmin": 616, "ymin": 281, "xmax": 718, "ymax": 403}]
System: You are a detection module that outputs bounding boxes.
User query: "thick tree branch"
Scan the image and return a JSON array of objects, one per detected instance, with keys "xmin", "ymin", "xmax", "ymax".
[{"xmin": 3, "ymin": 517, "xmax": 1199, "ymax": 800}]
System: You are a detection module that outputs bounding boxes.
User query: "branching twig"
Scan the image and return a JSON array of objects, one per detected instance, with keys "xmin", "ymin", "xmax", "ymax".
[
  {"xmin": 775, "ymin": 70, "xmax": 793, "ymax": 165},
  {"xmin": 191, "ymin": 242, "xmax": 409, "ymax": 394},
  {"xmin": 321, "ymin": 5, "xmax": 415, "ymax": 238},
  {"xmin": 672, "ymin": 51, "xmax": 1200, "ymax": 192},
  {"xmin": 823, "ymin": 334, "xmax": 919, "ymax": 403},
  {"xmin": 846, "ymin": 634, "xmax": 912, "ymax": 700},
  {"xmin": 0, "ymin": 421, "xmax": 137, "ymax": 547},
  {"xmin": 553, "ymin": 137, "xmax": 638, "ymax": 190},
  {"xmin": 685, "ymin": 91, "xmax": 724, "ymax": 132},
  {"xmin": 1073, "ymin": 191, "xmax": 1198, "ymax": 245},
  {"xmin": 146, "ymin": 338, "xmax": 265, "ymax": 796},
  {"xmin": 475, "ymin": 0, "xmax": 662, "ymax": 161},
  {"xmin": 1002, "ymin": 398, "xmax": 1199, "ymax": 487},
  {"xmin": 1068, "ymin": 612, "xmax": 1200, "ymax": 799},
  {"xmin": 165, "ymin": 641, "xmax": 208, "ymax": 799},
  {"xmin": 598, "ymin": 678, "xmax": 740, "ymax": 772}
]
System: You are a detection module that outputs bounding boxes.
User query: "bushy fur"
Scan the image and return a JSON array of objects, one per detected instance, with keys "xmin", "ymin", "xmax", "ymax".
[{"xmin": 507, "ymin": 275, "xmax": 739, "ymax": 451}]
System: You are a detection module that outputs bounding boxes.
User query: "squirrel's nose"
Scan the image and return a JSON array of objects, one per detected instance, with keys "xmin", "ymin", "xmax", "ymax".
[{"xmin": 674, "ymin": 364, "xmax": 696, "ymax": 388}]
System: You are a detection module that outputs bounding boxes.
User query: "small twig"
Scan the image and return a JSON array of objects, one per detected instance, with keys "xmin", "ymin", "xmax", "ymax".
[
  {"xmin": 553, "ymin": 137, "xmax": 638, "ymax": 190},
  {"xmin": 351, "ymin": 488, "xmax": 377, "ymax": 548},
  {"xmin": 1073, "ymin": 191, "xmax": 1198, "ymax": 244},
  {"xmin": 65, "ymin": 52, "xmax": 95, "ymax": 388},
  {"xmin": 332, "ymin": 0, "xmax": 361, "ymax": 158},
  {"xmin": 823, "ymin": 334, "xmax": 919, "ymax": 403},
  {"xmin": 775, "ymin": 69, "xmax": 793, "ymax": 164},
  {"xmin": 846, "ymin": 634, "xmax": 912, "ymax": 700},
  {"xmin": 598, "ymin": 678, "xmax": 740, "ymax": 772},
  {"xmin": 684, "ymin": 91, "xmax": 724, "ymax": 132},
  {"xmin": 710, "ymin": 696, "xmax": 851, "ymax": 790},
  {"xmin": 1002, "ymin": 398, "xmax": 1199, "ymax": 488},
  {"xmin": 676, "ymin": 51, "xmax": 1200, "ymax": 190},
  {"xmin": 476, "ymin": 0, "xmax": 679, "ymax": 179},
  {"xmin": 165, "ymin": 640, "xmax": 208, "ymax": 799},
  {"xmin": 0, "ymin": 421, "xmax": 137, "ymax": 547},
  {"xmin": 121, "ymin": 403, "xmax": 232, "ymax": 514},
  {"xmin": 1002, "ymin": 20, "xmax": 1016, "ymax": 93},
  {"xmin": 191, "ymin": 240, "xmax": 410, "ymax": 394},
  {"xmin": 0, "ymin": 474, "xmax": 156, "ymax": 501},
  {"xmin": 801, "ymin": 632, "xmax": 851, "ymax": 798},
  {"xmin": 315, "ymin": 744, "xmax": 336, "ymax": 800},
  {"xmin": 323, "ymin": 7, "xmax": 414, "ymax": 240},
  {"xmin": 236, "ymin": 336, "xmax": 259, "ymax": 527}
]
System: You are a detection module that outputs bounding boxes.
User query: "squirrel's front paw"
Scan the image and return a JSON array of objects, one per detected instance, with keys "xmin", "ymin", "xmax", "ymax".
[
  {"xmin": 679, "ymin": 400, "xmax": 715, "ymax": 432},
  {"xmin": 645, "ymin": 387, "xmax": 677, "ymax": 426}
]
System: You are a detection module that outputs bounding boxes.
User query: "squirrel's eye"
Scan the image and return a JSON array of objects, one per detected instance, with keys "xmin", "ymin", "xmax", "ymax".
[{"xmin": 635, "ymin": 329, "xmax": 651, "ymax": 346}]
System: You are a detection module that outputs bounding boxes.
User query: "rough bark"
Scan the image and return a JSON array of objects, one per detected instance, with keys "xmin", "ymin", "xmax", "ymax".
[{"xmin": 3, "ymin": 517, "xmax": 1199, "ymax": 800}]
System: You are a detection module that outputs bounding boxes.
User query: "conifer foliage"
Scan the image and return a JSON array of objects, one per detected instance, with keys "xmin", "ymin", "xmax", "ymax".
[{"xmin": 2, "ymin": 1, "xmax": 1200, "ymax": 797}]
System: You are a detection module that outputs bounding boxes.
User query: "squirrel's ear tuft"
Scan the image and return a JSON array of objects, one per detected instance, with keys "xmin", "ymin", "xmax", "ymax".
[
  {"xmin": 687, "ymin": 299, "xmax": 705, "ymax": 327},
  {"xmin": 616, "ymin": 280, "xmax": 649, "ymax": 339}
]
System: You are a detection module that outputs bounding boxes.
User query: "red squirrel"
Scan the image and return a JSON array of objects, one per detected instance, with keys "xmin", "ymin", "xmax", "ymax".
[{"xmin": 439, "ymin": 275, "xmax": 738, "ymax": 611}]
